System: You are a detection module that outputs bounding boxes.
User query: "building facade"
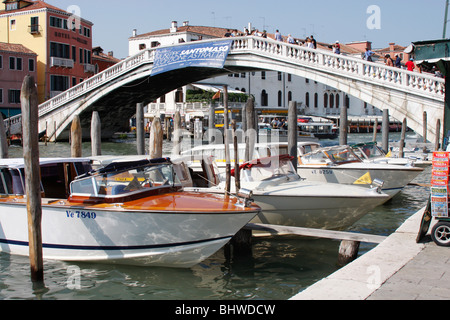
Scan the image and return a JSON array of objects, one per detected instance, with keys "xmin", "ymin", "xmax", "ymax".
[
  {"xmin": 0, "ymin": 0, "xmax": 94, "ymax": 104},
  {"xmin": 0, "ymin": 42, "xmax": 37, "ymax": 117},
  {"xmin": 129, "ymin": 21, "xmax": 384, "ymax": 121}
]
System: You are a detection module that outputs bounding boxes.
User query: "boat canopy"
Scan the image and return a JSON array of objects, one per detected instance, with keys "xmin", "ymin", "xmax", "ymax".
[
  {"xmin": 232, "ymin": 154, "xmax": 294, "ymax": 174},
  {"xmin": 70, "ymin": 158, "xmax": 181, "ymax": 199}
]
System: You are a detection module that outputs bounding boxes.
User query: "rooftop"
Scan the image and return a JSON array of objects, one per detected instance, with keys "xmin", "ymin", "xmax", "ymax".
[
  {"xmin": 0, "ymin": 42, "xmax": 36, "ymax": 55},
  {"xmin": 0, "ymin": 0, "xmax": 93, "ymax": 25}
]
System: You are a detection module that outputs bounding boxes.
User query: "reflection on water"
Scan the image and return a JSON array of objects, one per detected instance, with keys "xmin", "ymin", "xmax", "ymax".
[{"xmin": 0, "ymin": 133, "xmax": 431, "ymax": 300}]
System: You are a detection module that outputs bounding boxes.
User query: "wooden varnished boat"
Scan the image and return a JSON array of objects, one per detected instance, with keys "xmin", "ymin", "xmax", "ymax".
[{"xmin": 0, "ymin": 158, "xmax": 259, "ymax": 268}]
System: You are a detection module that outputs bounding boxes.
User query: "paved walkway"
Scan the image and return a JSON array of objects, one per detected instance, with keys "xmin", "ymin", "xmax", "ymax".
[{"xmin": 291, "ymin": 207, "xmax": 450, "ymax": 300}]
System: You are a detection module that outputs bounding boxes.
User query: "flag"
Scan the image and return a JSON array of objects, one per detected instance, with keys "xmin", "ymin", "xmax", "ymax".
[{"xmin": 212, "ymin": 90, "xmax": 221, "ymax": 100}]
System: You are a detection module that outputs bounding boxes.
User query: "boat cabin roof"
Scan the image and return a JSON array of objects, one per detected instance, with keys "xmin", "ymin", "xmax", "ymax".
[{"xmin": 0, "ymin": 157, "xmax": 92, "ymax": 169}]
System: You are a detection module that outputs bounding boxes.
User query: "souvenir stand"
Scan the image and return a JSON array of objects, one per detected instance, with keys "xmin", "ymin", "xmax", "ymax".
[{"xmin": 430, "ymin": 151, "xmax": 450, "ymax": 246}]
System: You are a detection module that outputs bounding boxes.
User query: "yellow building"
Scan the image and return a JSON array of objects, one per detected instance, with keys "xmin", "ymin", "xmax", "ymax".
[{"xmin": 0, "ymin": 0, "xmax": 94, "ymax": 103}]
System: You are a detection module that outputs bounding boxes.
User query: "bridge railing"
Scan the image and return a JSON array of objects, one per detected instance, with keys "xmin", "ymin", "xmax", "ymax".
[{"xmin": 230, "ymin": 36, "xmax": 445, "ymax": 99}]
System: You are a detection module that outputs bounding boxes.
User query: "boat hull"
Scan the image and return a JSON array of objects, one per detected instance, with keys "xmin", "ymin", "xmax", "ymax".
[
  {"xmin": 297, "ymin": 164, "xmax": 423, "ymax": 198},
  {"xmin": 0, "ymin": 201, "xmax": 257, "ymax": 268},
  {"xmin": 252, "ymin": 193, "xmax": 385, "ymax": 231},
  {"xmin": 187, "ymin": 181, "xmax": 388, "ymax": 231}
]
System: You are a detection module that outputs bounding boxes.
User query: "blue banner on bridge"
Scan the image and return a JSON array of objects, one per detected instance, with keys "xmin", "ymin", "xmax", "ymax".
[{"xmin": 151, "ymin": 40, "xmax": 233, "ymax": 76}]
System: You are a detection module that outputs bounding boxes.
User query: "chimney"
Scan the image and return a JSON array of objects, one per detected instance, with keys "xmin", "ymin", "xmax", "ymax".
[
  {"xmin": 108, "ymin": 51, "xmax": 113, "ymax": 57},
  {"xmin": 170, "ymin": 21, "xmax": 178, "ymax": 33},
  {"xmin": 132, "ymin": 29, "xmax": 137, "ymax": 37},
  {"xmin": 389, "ymin": 42, "xmax": 395, "ymax": 51},
  {"xmin": 183, "ymin": 21, "xmax": 189, "ymax": 26}
]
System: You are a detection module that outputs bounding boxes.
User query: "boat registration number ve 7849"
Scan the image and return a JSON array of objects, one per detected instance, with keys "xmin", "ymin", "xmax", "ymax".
[{"xmin": 66, "ymin": 210, "xmax": 97, "ymax": 220}]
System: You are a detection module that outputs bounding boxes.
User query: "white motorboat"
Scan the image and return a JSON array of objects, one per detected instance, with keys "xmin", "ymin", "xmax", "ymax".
[
  {"xmin": 177, "ymin": 155, "xmax": 389, "ymax": 231},
  {"xmin": 297, "ymin": 144, "xmax": 424, "ymax": 198},
  {"xmin": 0, "ymin": 157, "xmax": 259, "ymax": 268}
]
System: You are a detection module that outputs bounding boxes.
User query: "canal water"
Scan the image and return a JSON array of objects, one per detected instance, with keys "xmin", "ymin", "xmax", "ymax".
[{"xmin": 0, "ymin": 133, "xmax": 431, "ymax": 300}]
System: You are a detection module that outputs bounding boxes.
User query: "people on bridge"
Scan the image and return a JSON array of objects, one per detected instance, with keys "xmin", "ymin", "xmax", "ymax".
[
  {"xmin": 405, "ymin": 58, "xmax": 415, "ymax": 72},
  {"xmin": 310, "ymin": 36, "xmax": 317, "ymax": 49},
  {"xmin": 384, "ymin": 54, "xmax": 394, "ymax": 67},
  {"xmin": 333, "ymin": 41, "xmax": 341, "ymax": 54},
  {"xmin": 395, "ymin": 54, "xmax": 402, "ymax": 68},
  {"xmin": 364, "ymin": 48, "xmax": 374, "ymax": 62},
  {"xmin": 275, "ymin": 30, "xmax": 283, "ymax": 41},
  {"xmin": 287, "ymin": 34, "xmax": 295, "ymax": 44}
]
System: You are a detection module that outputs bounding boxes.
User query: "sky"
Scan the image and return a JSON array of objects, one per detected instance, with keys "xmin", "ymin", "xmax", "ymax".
[{"xmin": 52, "ymin": 0, "xmax": 447, "ymax": 59}]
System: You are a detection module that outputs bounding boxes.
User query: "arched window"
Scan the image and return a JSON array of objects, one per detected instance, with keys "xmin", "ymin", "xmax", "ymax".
[
  {"xmin": 288, "ymin": 91, "xmax": 292, "ymax": 103},
  {"xmin": 336, "ymin": 94, "xmax": 340, "ymax": 108},
  {"xmin": 261, "ymin": 90, "xmax": 268, "ymax": 106},
  {"xmin": 314, "ymin": 93, "xmax": 318, "ymax": 108},
  {"xmin": 278, "ymin": 91, "xmax": 282, "ymax": 107},
  {"xmin": 324, "ymin": 93, "xmax": 328, "ymax": 108},
  {"xmin": 305, "ymin": 92, "xmax": 310, "ymax": 107},
  {"xmin": 329, "ymin": 94, "xmax": 334, "ymax": 108}
]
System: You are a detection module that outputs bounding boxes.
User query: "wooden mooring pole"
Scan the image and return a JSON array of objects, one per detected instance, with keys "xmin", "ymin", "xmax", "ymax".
[
  {"xmin": 136, "ymin": 103, "xmax": 145, "ymax": 156},
  {"xmin": 382, "ymin": 109, "xmax": 389, "ymax": 153},
  {"xmin": 245, "ymin": 96, "xmax": 256, "ymax": 162},
  {"xmin": 21, "ymin": 75, "xmax": 44, "ymax": 283},
  {"xmin": 339, "ymin": 98, "xmax": 348, "ymax": 146},
  {"xmin": 399, "ymin": 118, "xmax": 407, "ymax": 158},
  {"xmin": 436, "ymin": 119, "xmax": 441, "ymax": 151},
  {"xmin": 173, "ymin": 111, "xmax": 182, "ymax": 156},
  {"xmin": 71, "ymin": 115, "xmax": 82, "ymax": 158},
  {"xmin": 223, "ymin": 85, "xmax": 231, "ymax": 194},
  {"xmin": 0, "ymin": 115, "xmax": 8, "ymax": 159},
  {"xmin": 149, "ymin": 116, "xmax": 163, "ymax": 159},
  {"xmin": 91, "ymin": 111, "xmax": 101, "ymax": 156},
  {"xmin": 288, "ymin": 101, "xmax": 298, "ymax": 168}
]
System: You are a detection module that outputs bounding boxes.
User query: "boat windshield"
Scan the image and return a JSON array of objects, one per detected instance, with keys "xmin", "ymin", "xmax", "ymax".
[
  {"xmin": 352, "ymin": 144, "xmax": 385, "ymax": 160},
  {"xmin": 70, "ymin": 163, "xmax": 181, "ymax": 197},
  {"xmin": 301, "ymin": 147, "xmax": 361, "ymax": 165},
  {"xmin": 324, "ymin": 147, "xmax": 361, "ymax": 164}
]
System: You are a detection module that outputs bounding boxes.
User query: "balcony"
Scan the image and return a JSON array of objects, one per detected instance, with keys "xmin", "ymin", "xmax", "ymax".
[
  {"xmin": 83, "ymin": 63, "xmax": 96, "ymax": 73},
  {"xmin": 50, "ymin": 57, "xmax": 74, "ymax": 68},
  {"xmin": 28, "ymin": 24, "xmax": 40, "ymax": 35}
]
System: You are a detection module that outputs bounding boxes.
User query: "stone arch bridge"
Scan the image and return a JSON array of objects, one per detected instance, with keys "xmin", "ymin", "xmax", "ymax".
[{"xmin": 6, "ymin": 36, "xmax": 445, "ymax": 142}]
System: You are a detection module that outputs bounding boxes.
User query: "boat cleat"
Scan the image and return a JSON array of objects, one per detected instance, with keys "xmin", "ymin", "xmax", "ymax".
[
  {"xmin": 236, "ymin": 188, "xmax": 254, "ymax": 208},
  {"xmin": 370, "ymin": 178, "xmax": 385, "ymax": 193}
]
